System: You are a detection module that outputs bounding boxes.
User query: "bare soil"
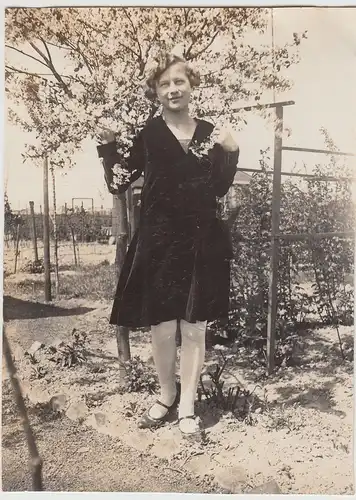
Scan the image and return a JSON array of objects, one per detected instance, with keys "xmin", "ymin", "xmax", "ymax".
[
  {"xmin": 2, "ymin": 381, "xmax": 218, "ymax": 493},
  {"xmin": 2, "ymin": 260, "xmax": 354, "ymax": 494}
]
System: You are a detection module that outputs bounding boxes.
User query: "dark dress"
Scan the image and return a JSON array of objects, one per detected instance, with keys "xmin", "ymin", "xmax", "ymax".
[{"xmin": 97, "ymin": 115, "xmax": 239, "ymax": 328}]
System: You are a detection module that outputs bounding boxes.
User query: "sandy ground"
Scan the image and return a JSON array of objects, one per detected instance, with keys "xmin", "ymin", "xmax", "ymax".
[
  {"xmin": 2, "ymin": 380, "xmax": 218, "ymax": 493},
  {"xmin": 2, "ymin": 288, "xmax": 354, "ymax": 494}
]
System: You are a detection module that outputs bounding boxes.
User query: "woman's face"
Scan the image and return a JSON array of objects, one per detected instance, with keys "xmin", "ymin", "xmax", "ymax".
[{"xmin": 155, "ymin": 63, "xmax": 192, "ymax": 112}]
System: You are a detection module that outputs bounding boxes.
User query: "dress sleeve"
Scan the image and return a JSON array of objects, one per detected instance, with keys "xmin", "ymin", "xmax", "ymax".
[
  {"xmin": 209, "ymin": 143, "xmax": 239, "ymax": 198},
  {"xmin": 97, "ymin": 132, "xmax": 144, "ymax": 195}
]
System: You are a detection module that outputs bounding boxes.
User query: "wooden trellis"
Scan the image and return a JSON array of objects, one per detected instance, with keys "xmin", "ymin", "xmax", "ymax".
[{"xmin": 231, "ymin": 100, "xmax": 355, "ymax": 374}]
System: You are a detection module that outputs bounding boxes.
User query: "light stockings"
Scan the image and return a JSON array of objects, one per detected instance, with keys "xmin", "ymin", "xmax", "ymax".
[
  {"xmin": 179, "ymin": 319, "xmax": 206, "ymax": 419},
  {"xmin": 150, "ymin": 320, "xmax": 178, "ymax": 419},
  {"xmin": 149, "ymin": 319, "xmax": 207, "ymax": 423}
]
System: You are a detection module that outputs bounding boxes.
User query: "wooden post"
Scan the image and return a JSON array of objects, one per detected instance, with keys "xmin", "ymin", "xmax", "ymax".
[
  {"xmin": 266, "ymin": 105, "xmax": 283, "ymax": 375},
  {"xmin": 14, "ymin": 223, "xmax": 20, "ymax": 274},
  {"xmin": 43, "ymin": 157, "xmax": 52, "ymax": 302},
  {"xmin": 50, "ymin": 166, "xmax": 60, "ymax": 297},
  {"xmin": 113, "ymin": 192, "xmax": 131, "ymax": 378},
  {"xmin": 29, "ymin": 201, "xmax": 38, "ymax": 262},
  {"xmin": 3, "ymin": 329, "xmax": 43, "ymax": 490},
  {"xmin": 70, "ymin": 226, "xmax": 78, "ymax": 267}
]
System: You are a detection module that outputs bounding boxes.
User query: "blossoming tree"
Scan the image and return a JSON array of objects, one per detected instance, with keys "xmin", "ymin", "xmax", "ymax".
[{"xmin": 5, "ymin": 7, "xmax": 306, "ymax": 171}]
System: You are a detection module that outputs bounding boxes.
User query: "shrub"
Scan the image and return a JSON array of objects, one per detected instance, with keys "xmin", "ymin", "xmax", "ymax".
[{"xmin": 223, "ymin": 145, "xmax": 354, "ymax": 366}]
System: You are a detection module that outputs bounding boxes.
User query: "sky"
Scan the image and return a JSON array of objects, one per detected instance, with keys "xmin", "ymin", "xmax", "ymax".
[{"xmin": 4, "ymin": 7, "xmax": 356, "ymax": 212}]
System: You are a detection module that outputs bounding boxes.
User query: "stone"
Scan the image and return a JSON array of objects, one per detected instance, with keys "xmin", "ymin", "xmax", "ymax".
[
  {"xmin": 214, "ymin": 466, "xmax": 248, "ymax": 493},
  {"xmin": 50, "ymin": 394, "xmax": 68, "ymax": 412},
  {"xmin": 78, "ymin": 446, "xmax": 90, "ymax": 454},
  {"xmin": 26, "ymin": 341, "xmax": 44, "ymax": 356},
  {"xmin": 94, "ymin": 412, "xmax": 107, "ymax": 427},
  {"xmin": 150, "ymin": 437, "xmax": 180, "ymax": 459},
  {"xmin": 66, "ymin": 402, "xmax": 88, "ymax": 421},
  {"xmin": 249, "ymin": 480, "xmax": 282, "ymax": 494},
  {"xmin": 124, "ymin": 431, "xmax": 155, "ymax": 452},
  {"xmin": 185, "ymin": 455, "xmax": 214, "ymax": 476}
]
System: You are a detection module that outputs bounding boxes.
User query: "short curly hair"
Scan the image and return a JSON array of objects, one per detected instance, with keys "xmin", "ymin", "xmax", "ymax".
[{"xmin": 145, "ymin": 52, "xmax": 200, "ymax": 100}]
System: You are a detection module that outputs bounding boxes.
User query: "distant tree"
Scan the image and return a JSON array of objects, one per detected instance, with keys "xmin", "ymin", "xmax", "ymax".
[{"xmin": 4, "ymin": 193, "xmax": 23, "ymax": 239}]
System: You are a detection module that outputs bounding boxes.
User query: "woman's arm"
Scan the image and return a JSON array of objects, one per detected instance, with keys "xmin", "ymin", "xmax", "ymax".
[
  {"xmin": 97, "ymin": 132, "xmax": 144, "ymax": 195},
  {"xmin": 209, "ymin": 143, "xmax": 239, "ymax": 198}
]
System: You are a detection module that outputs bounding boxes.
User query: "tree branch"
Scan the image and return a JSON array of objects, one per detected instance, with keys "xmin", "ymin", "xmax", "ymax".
[
  {"xmin": 77, "ymin": 17, "xmax": 141, "ymax": 60},
  {"xmin": 29, "ymin": 41, "xmax": 50, "ymax": 65},
  {"xmin": 45, "ymin": 40, "xmax": 72, "ymax": 51},
  {"xmin": 5, "ymin": 44, "xmax": 49, "ymax": 69},
  {"xmin": 27, "ymin": 41, "xmax": 72, "ymax": 96},
  {"xmin": 189, "ymin": 30, "xmax": 220, "ymax": 60},
  {"xmin": 40, "ymin": 37, "xmax": 53, "ymax": 64},
  {"xmin": 123, "ymin": 9, "xmax": 143, "ymax": 62},
  {"xmin": 5, "ymin": 65, "xmax": 51, "ymax": 83}
]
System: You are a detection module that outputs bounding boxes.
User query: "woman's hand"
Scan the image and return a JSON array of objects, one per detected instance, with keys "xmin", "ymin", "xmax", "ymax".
[
  {"xmin": 97, "ymin": 128, "xmax": 116, "ymax": 144},
  {"xmin": 216, "ymin": 125, "xmax": 239, "ymax": 153}
]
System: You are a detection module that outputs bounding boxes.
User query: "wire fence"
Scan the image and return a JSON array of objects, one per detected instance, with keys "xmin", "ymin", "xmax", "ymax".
[{"xmin": 4, "ymin": 209, "xmax": 119, "ymax": 274}]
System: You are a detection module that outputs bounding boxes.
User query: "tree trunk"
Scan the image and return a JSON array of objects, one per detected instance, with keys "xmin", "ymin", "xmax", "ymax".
[
  {"xmin": 113, "ymin": 193, "xmax": 131, "ymax": 380},
  {"xmin": 50, "ymin": 165, "xmax": 60, "ymax": 297},
  {"xmin": 43, "ymin": 157, "xmax": 52, "ymax": 302}
]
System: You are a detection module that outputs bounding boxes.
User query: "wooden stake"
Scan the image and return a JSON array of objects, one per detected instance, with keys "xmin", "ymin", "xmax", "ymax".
[
  {"xmin": 70, "ymin": 226, "xmax": 78, "ymax": 267},
  {"xmin": 3, "ymin": 329, "xmax": 44, "ymax": 490},
  {"xmin": 29, "ymin": 201, "xmax": 38, "ymax": 262},
  {"xmin": 14, "ymin": 223, "xmax": 20, "ymax": 274},
  {"xmin": 266, "ymin": 105, "xmax": 283, "ymax": 375},
  {"xmin": 43, "ymin": 156, "xmax": 52, "ymax": 302}
]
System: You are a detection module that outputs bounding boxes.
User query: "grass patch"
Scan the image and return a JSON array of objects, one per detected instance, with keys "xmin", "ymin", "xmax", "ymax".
[
  {"xmin": 58, "ymin": 261, "xmax": 116, "ymax": 300},
  {"xmin": 4, "ymin": 261, "xmax": 116, "ymax": 301}
]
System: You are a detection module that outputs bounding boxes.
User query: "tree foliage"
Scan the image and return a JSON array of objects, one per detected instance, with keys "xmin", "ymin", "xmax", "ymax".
[
  {"xmin": 5, "ymin": 7, "xmax": 306, "ymax": 167},
  {"xmin": 4, "ymin": 193, "xmax": 23, "ymax": 239}
]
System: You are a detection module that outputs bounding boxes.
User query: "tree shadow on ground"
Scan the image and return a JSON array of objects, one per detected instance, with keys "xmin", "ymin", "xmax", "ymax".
[
  {"xmin": 3, "ymin": 295, "xmax": 95, "ymax": 321},
  {"xmin": 272, "ymin": 379, "xmax": 347, "ymax": 417},
  {"xmin": 196, "ymin": 401, "xmax": 221, "ymax": 429},
  {"xmin": 200, "ymin": 325, "xmax": 353, "ymax": 421},
  {"xmin": 85, "ymin": 350, "xmax": 120, "ymax": 365}
]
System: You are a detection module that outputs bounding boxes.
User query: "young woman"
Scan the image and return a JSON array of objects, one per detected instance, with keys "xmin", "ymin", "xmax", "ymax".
[{"xmin": 97, "ymin": 53, "xmax": 239, "ymax": 438}]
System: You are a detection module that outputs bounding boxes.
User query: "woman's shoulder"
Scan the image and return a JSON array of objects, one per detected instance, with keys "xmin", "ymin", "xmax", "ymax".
[
  {"xmin": 137, "ymin": 116, "xmax": 162, "ymax": 140},
  {"xmin": 196, "ymin": 117, "xmax": 215, "ymax": 132}
]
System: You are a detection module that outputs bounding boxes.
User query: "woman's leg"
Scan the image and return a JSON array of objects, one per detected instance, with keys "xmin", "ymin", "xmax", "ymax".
[
  {"xmin": 149, "ymin": 319, "xmax": 178, "ymax": 419},
  {"xmin": 179, "ymin": 319, "xmax": 207, "ymax": 432}
]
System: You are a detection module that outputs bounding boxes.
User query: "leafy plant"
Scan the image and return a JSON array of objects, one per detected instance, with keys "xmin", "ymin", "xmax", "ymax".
[
  {"xmin": 30, "ymin": 365, "xmax": 48, "ymax": 380},
  {"xmin": 24, "ymin": 351, "xmax": 48, "ymax": 379},
  {"xmin": 121, "ymin": 355, "xmax": 158, "ymax": 394},
  {"xmin": 48, "ymin": 329, "xmax": 87, "ymax": 368},
  {"xmin": 22, "ymin": 258, "xmax": 54, "ymax": 274},
  {"xmin": 199, "ymin": 351, "xmax": 260, "ymax": 423}
]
